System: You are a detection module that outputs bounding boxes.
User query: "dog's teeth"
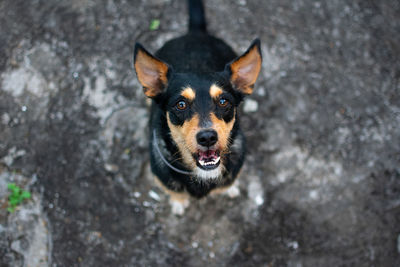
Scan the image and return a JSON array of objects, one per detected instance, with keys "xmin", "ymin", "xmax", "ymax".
[{"xmin": 198, "ymin": 156, "xmax": 221, "ymax": 167}]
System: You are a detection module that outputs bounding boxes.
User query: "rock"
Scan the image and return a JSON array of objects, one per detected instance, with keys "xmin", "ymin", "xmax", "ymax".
[
  {"xmin": 1, "ymin": 0, "xmax": 400, "ymax": 266},
  {"xmin": 0, "ymin": 172, "xmax": 50, "ymax": 267},
  {"xmin": 243, "ymin": 98, "xmax": 258, "ymax": 113}
]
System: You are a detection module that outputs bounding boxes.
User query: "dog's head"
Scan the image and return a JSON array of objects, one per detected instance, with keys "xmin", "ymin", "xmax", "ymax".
[{"xmin": 134, "ymin": 40, "xmax": 262, "ymax": 179}]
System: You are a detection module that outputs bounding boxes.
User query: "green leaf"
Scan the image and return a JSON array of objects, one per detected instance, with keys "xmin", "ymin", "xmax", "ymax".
[
  {"xmin": 6, "ymin": 183, "xmax": 31, "ymax": 211},
  {"xmin": 7, "ymin": 183, "xmax": 31, "ymax": 212},
  {"xmin": 21, "ymin": 191, "xmax": 31, "ymax": 199},
  {"xmin": 9, "ymin": 198, "xmax": 19, "ymax": 205},
  {"xmin": 7, "ymin": 183, "xmax": 16, "ymax": 190},
  {"xmin": 14, "ymin": 187, "xmax": 21, "ymax": 195},
  {"xmin": 149, "ymin": 19, "xmax": 160, "ymax": 31}
]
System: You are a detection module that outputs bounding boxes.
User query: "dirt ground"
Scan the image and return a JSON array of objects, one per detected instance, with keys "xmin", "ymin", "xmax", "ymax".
[{"xmin": 1, "ymin": 0, "xmax": 399, "ymax": 266}]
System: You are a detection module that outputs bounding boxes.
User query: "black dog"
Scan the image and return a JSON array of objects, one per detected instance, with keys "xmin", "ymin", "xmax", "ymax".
[{"xmin": 134, "ymin": 0, "xmax": 262, "ymax": 214}]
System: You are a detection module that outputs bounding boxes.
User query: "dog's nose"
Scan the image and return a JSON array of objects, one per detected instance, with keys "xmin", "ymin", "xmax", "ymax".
[{"xmin": 196, "ymin": 129, "xmax": 218, "ymax": 147}]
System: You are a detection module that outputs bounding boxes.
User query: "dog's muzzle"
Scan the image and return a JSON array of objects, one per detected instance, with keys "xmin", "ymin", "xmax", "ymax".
[{"xmin": 195, "ymin": 129, "xmax": 220, "ymax": 170}]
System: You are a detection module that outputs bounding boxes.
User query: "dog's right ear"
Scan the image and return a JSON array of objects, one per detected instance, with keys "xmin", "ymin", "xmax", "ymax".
[{"xmin": 134, "ymin": 43, "xmax": 171, "ymax": 98}]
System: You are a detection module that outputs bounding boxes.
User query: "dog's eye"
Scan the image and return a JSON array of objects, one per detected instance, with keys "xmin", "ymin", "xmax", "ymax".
[
  {"xmin": 218, "ymin": 98, "xmax": 229, "ymax": 107},
  {"xmin": 175, "ymin": 100, "xmax": 187, "ymax": 110}
]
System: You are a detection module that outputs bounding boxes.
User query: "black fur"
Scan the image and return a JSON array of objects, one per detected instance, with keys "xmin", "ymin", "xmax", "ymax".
[
  {"xmin": 188, "ymin": 0, "xmax": 207, "ymax": 33},
  {"xmin": 134, "ymin": 0, "xmax": 260, "ymax": 198}
]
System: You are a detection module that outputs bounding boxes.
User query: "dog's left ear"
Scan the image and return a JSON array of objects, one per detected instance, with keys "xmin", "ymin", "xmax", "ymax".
[
  {"xmin": 134, "ymin": 43, "xmax": 171, "ymax": 98},
  {"xmin": 225, "ymin": 39, "xmax": 262, "ymax": 95}
]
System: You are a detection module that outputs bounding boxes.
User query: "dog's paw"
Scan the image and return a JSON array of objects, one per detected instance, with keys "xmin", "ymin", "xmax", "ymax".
[
  {"xmin": 224, "ymin": 184, "xmax": 240, "ymax": 198},
  {"xmin": 169, "ymin": 198, "xmax": 189, "ymax": 215}
]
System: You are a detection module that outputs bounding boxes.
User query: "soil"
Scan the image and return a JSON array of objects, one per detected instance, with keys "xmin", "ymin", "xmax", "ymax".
[{"xmin": 1, "ymin": 0, "xmax": 399, "ymax": 266}]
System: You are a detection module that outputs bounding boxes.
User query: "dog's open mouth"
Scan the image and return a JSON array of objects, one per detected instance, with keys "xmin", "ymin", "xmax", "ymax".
[{"xmin": 196, "ymin": 149, "xmax": 220, "ymax": 170}]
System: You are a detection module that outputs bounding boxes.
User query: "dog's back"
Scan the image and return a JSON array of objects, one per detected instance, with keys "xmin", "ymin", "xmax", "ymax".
[{"xmin": 155, "ymin": 0, "xmax": 237, "ymax": 73}]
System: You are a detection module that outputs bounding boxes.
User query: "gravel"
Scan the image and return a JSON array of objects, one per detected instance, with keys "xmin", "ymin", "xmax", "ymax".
[{"xmin": 1, "ymin": 0, "xmax": 399, "ymax": 266}]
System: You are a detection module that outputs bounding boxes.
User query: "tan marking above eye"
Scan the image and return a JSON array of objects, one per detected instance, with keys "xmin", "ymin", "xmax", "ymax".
[
  {"xmin": 181, "ymin": 87, "xmax": 196, "ymax": 101},
  {"xmin": 210, "ymin": 84, "xmax": 224, "ymax": 99}
]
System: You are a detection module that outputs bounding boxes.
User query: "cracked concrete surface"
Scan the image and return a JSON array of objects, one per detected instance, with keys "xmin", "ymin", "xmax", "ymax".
[{"xmin": 0, "ymin": 0, "xmax": 399, "ymax": 266}]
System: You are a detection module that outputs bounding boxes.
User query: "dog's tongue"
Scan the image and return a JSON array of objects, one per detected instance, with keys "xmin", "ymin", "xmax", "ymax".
[{"xmin": 198, "ymin": 150, "xmax": 218, "ymax": 161}]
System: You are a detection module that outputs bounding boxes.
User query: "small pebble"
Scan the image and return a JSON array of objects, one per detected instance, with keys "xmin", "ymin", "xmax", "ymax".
[
  {"xmin": 309, "ymin": 190, "xmax": 319, "ymax": 200},
  {"xmin": 104, "ymin": 163, "xmax": 119, "ymax": 173},
  {"xmin": 287, "ymin": 241, "xmax": 299, "ymax": 250},
  {"xmin": 255, "ymin": 195, "xmax": 264, "ymax": 206},
  {"xmin": 1, "ymin": 113, "xmax": 10, "ymax": 124},
  {"xmin": 148, "ymin": 190, "xmax": 160, "ymax": 201},
  {"xmin": 243, "ymin": 99, "xmax": 258, "ymax": 113}
]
